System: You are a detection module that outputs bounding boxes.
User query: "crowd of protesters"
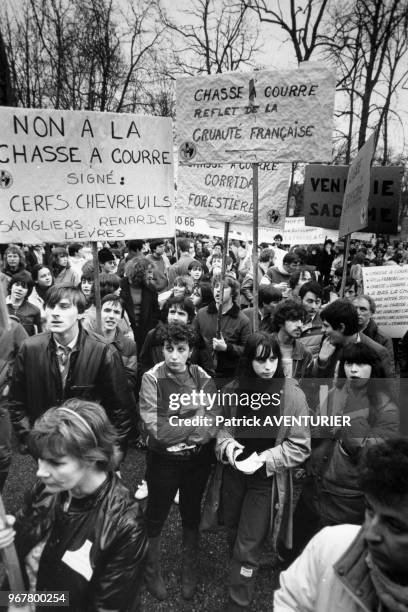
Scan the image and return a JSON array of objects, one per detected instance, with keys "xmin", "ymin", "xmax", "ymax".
[{"xmin": 0, "ymin": 233, "xmax": 407, "ymax": 611}]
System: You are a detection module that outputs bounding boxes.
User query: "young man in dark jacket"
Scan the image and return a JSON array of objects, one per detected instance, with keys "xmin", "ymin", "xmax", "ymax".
[
  {"xmin": 194, "ymin": 277, "xmax": 251, "ymax": 386},
  {"xmin": 7, "ymin": 285, "xmax": 133, "ymax": 463}
]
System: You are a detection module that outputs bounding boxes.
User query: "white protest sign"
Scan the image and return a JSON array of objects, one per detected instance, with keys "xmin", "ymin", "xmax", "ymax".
[
  {"xmin": 0, "ymin": 107, "xmax": 175, "ymax": 243},
  {"xmin": 176, "ymin": 161, "xmax": 290, "ymax": 228},
  {"xmin": 339, "ymin": 132, "xmax": 376, "ymax": 238},
  {"xmin": 175, "ymin": 214, "xmax": 210, "ymax": 234},
  {"xmin": 362, "ymin": 266, "xmax": 408, "ymax": 338},
  {"xmin": 176, "ymin": 63, "xmax": 336, "ymax": 164},
  {"xmin": 351, "ymin": 231, "xmax": 375, "ymax": 240},
  {"xmin": 282, "ymin": 217, "xmax": 339, "ymax": 245}
]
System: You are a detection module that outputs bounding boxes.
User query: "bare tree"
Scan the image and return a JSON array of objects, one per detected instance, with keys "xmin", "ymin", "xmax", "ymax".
[
  {"xmin": 1, "ymin": 0, "xmax": 164, "ymax": 113},
  {"xmin": 247, "ymin": 0, "xmax": 329, "ymax": 63},
  {"xmin": 323, "ymin": 0, "xmax": 407, "ymax": 161},
  {"xmin": 159, "ymin": 0, "xmax": 261, "ymax": 76},
  {"xmin": 0, "ymin": 29, "xmax": 14, "ymax": 105}
]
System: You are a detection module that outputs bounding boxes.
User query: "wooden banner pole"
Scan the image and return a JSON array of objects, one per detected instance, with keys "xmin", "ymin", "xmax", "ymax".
[
  {"xmin": 92, "ymin": 243, "xmax": 102, "ymax": 335},
  {"xmin": 0, "ymin": 493, "xmax": 25, "ymax": 592},
  {"xmin": 339, "ymin": 234, "xmax": 351, "ymax": 298},
  {"xmin": 216, "ymin": 221, "xmax": 230, "ymax": 338},
  {"xmin": 252, "ymin": 163, "xmax": 259, "ymax": 332}
]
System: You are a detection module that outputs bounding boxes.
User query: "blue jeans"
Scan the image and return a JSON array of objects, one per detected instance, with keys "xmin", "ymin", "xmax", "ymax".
[{"xmin": 146, "ymin": 446, "xmax": 213, "ymax": 537}]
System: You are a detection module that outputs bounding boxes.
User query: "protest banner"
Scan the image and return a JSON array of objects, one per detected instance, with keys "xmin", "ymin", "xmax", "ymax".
[
  {"xmin": 368, "ymin": 166, "xmax": 403, "ymax": 233},
  {"xmin": 351, "ymin": 231, "xmax": 375, "ymax": 241},
  {"xmin": 177, "ymin": 161, "xmax": 291, "ymax": 228},
  {"xmin": 305, "ymin": 164, "xmax": 403, "ymax": 233},
  {"xmin": 175, "ymin": 214, "xmax": 210, "ymax": 234},
  {"xmin": 304, "ymin": 165, "xmax": 348, "ymax": 230},
  {"xmin": 362, "ymin": 266, "xmax": 408, "ymax": 338},
  {"xmin": 176, "ymin": 63, "xmax": 336, "ymax": 164},
  {"xmin": 338, "ymin": 132, "xmax": 377, "ymax": 238},
  {"xmin": 0, "ymin": 107, "xmax": 175, "ymax": 243},
  {"xmin": 282, "ymin": 217, "xmax": 339, "ymax": 245}
]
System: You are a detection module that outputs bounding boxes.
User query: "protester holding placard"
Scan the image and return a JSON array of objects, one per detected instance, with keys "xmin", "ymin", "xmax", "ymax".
[{"xmin": 194, "ymin": 277, "xmax": 251, "ymax": 385}]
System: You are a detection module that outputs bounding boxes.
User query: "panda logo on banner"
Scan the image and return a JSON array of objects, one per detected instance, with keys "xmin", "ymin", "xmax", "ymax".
[
  {"xmin": 267, "ymin": 209, "xmax": 281, "ymax": 225},
  {"xmin": 0, "ymin": 170, "xmax": 13, "ymax": 188},
  {"xmin": 179, "ymin": 141, "xmax": 197, "ymax": 163}
]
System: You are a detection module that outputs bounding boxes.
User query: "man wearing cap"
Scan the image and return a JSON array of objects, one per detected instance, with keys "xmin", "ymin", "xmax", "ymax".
[
  {"xmin": 146, "ymin": 239, "xmax": 169, "ymax": 292},
  {"xmin": 98, "ymin": 247, "xmax": 118, "ymax": 275}
]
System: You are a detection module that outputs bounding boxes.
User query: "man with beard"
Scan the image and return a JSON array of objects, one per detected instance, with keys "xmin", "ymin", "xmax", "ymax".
[{"xmin": 271, "ymin": 299, "xmax": 314, "ymax": 383}]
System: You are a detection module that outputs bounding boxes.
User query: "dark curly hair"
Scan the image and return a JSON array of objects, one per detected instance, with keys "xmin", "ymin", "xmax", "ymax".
[
  {"xmin": 125, "ymin": 258, "xmax": 152, "ymax": 287},
  {"xmin": 320, "ymin": 299, "xmax": 359, "ymax": 335},
  {"xmin": 360, "ymin": 440, "xmax": 408, "ymax": 504},
  {"xmin": 161, "ymin": 296, "xmax": 196, "ymax": 324},
  {"xmin": 159, "ymin": 322, "xmax": 196, "ymax": 348},
  {"xmin": 272, "ymin": 299, "xmax": 307, "ymax": 332}
]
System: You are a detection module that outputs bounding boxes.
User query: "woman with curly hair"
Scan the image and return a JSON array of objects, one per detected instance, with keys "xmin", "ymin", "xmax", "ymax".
[
  {"xmin": 50, "ymin": 246, "xmax": 79, "ymax": 286},
  {"xmin": 120, "ymin": 257, "xmax": 160, "ymax": 353}
]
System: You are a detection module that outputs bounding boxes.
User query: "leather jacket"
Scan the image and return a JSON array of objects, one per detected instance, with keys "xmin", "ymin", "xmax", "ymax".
[
  {"xmin": 11, "ymin": 473, "xmax": 147, "ymax": 612},
  {"xmin": 7, "ymin": 326, "xmax": 133, "ymax": 449}
]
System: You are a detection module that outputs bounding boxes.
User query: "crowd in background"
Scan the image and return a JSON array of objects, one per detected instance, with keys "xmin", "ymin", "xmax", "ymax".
[{"xmin": 0, "ymin": 231, "xmax": 407, "ymax": 611}]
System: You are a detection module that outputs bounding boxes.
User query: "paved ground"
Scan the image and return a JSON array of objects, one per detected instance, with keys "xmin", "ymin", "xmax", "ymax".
[{"xmin": 2, "ymin": 448, "xmax": 279, "ymax": 611}]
